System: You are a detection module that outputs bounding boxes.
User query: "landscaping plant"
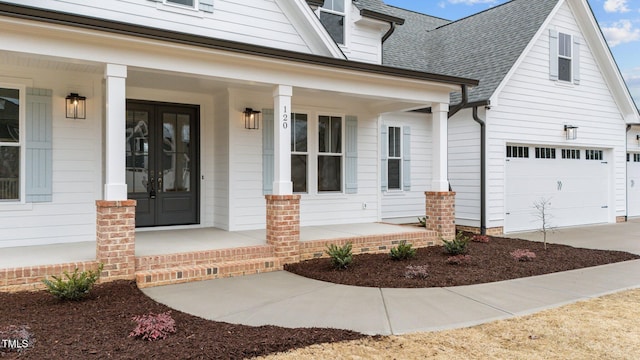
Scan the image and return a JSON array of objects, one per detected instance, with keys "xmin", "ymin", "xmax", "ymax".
[
  {"xmin": 446, "ymin": 254, "xmax": 472, "ymax": 265},
  {"xmin": 533, "ymin": 197, "xmax": 554, "ymax": 250},
  {"xmin": 130, "ymin": 311, "xmax": 176, "ymax": 341},
  {"xmin": 441, "ymin": 231, "xmax": 470, "ymax": 255},
  {"xmin": 326, "ymin": 243, "xmax": 353, "ymax": 270},
  {"xmin": 42, "ymin": 264, "xmax": 104, "ymax": 301},
  {"xmin": 390, "ymin": 240, "xmax": 417, "ymax": 260},
  {"xmin": 404, "ymin": 265, "xmax": 429, "ymax": 279},
  {"xmin": 472, "ymin": 234, "xmax": 490, "ymax": 243},
  {"xmin": 511, "ymin": 249, "xmax": 536, "ymax": 261}
]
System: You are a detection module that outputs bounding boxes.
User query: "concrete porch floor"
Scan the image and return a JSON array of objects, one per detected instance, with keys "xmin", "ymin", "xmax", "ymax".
[{"xmin": 0, "ymin": 223, "xmax": 424, "ymax": 269}]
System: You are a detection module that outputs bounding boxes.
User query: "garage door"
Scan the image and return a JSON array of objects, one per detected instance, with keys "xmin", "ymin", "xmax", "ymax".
[
  {"xmin": 628, "ymin": 153, "xmax": 640, "ymax": 217},
  {"xmin": 505, "ymin": 145, "xmax": 609, "ymax": 233}
]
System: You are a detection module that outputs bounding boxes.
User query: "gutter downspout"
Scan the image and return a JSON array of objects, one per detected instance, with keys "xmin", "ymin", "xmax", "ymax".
[
  {"xmin": 382, "ymin": 21, "xmax": 396, "ymax": 43},
  {"xmin": 626, "ymin": 124, "xmax": 631, "ymax": 222},
  {"xmin": 473, "ymin": 106, "xmax": 487, "ymax": 235},
  {"xmin": 448, "ymin": 85, "xmax": 468, "ymax": 118}
]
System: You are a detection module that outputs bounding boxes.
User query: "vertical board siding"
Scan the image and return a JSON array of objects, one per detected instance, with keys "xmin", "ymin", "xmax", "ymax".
[
  {"xmin": 262, "ymin": 109, "xmax": 275, "ymax": 195},
  {"xmin": 484, "ymin": 2, "xmax": 626, "ymax": 229},
  {"xmin": 213, "ymin": 95, "xmax": 230, "ymax": 230},
  {"xmin": 381, "ymin": 112, "xmax": 432, "ymax": 220},
  {"xmin": 345, "ymin": 115, "xmax": 358, "ymax": 194}
]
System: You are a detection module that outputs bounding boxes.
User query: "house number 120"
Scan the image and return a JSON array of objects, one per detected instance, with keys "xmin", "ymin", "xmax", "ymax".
[{"xmin": 282, "ymin": 106, "xmax": 288, "ymax": 129}]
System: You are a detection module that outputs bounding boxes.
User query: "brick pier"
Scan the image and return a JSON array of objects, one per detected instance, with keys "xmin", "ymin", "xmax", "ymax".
[
  {"xmin": 425, "ymin": 191, "xmax": 456, "ymax": 240},
  {"xmin": 96, "ymin": 200, "xmax": 136, "ymax": 281},
  {"xmin": 265, "ymin": 195, "xmax": 301, "ymax": 265}
]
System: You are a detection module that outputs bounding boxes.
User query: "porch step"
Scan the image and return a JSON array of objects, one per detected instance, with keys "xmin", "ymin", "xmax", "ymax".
[
  {"xmin": 135, "ymin": 244, "xmax": 275, "ymax": 271},
  {"xmin": 135, "ymin": 257, "xmax": 281, "ymax": 288}
]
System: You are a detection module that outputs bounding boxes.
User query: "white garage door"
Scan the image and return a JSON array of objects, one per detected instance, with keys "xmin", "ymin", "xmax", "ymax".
[
  {"xmin": 505, "ymin": 145, "xmax": 609, "ymax": 233},
  {"xmin": 628, "ymin": 153, "xmax": 640, "ymax": 217}
]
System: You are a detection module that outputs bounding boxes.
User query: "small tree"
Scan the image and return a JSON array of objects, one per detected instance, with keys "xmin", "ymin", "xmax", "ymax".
[{"xmin": 533, "ymin": 197, "xmax": 554, "ymax": 250}]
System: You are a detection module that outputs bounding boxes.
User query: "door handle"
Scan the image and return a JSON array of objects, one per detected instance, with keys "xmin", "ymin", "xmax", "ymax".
[
  {"xmin": 149, "ymin": 176, "xmax": 156, "ymax": 199},
  {"xmin": 557, "ymin": 180, "xmax": 563, "ymax": 191}
]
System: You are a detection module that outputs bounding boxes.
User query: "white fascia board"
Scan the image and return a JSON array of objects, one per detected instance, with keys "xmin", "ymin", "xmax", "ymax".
[
  {"xmin": 1, "ymin": 16, "xmax": 455, "ymax": 104},
  {"xmin": 275, "ymin": 0, "xmax": 345, "ymax": 59}
]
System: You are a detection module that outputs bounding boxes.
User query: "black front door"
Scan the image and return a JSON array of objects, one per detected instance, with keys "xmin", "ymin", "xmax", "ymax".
[{"xmin": 126, "ymin": 100, "xmax": 200, "ymax": 227}]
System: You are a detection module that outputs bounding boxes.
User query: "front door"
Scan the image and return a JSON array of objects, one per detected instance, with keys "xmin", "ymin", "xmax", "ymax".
[{"xmin": 126, "ymin": 100, "xmax": 200, "ymax": 227}]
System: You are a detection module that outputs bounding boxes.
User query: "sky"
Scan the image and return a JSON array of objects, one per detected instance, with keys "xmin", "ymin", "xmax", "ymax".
[{"xmin": 383, "ymin": 0, "xmax": 640, "ymax": 107}]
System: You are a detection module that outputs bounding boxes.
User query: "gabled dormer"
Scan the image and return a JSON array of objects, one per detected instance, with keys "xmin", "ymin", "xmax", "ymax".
[{"xmin": 306, "ymin": 0, "xmax": 404, "ymax": 64}]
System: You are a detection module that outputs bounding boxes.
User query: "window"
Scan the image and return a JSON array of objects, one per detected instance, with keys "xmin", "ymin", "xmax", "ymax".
[
  {"xmin": 562, "ymin": 149, "xmax": 580, "ymax": 159},
  {"xmin": 585, "ymin": 149, "xmax": 603, "ymax": 161},
  {"xmin": 535, "ymin": 147, "xmax": 556, "ymax": 159},
  {"xmin": 291, "ymin": 113, "xmax": 308, "ymax": 193},
  {"xmin": 320, "ymin": 0, "xmax": 345, "ymax": 44},
  {"xmin": 558, "ymin": 32, "xmax": 572, "ymax": 82},
  {"xmin": 635, "ymin": 154, "xmax": 640, "ymax": 162},
  {"xmin": 318, "ymin": 115, "xmax": 342, "ymax": 192},
  {"xmin": 0, "ymin": 87, "xmax": 20, "ymax": 201},
  {"xmin": 387, "ymin": 126, "xmax": 402, "ymax": 190},
  {"xmin": 167, "ymin": 0, "xmax": 193, "ymax": 6},
  {"xmin": 506, "ymin": 145, "xmax": 529, "ymax": 158}
]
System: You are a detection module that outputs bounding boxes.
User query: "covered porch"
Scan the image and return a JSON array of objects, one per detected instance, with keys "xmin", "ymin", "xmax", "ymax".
[{"xmin": 0, "ymin": 223, "xmax": 434, "ymax": 291}]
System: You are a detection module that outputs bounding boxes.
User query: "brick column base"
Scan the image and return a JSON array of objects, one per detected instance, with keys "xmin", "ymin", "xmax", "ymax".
[
  {"xmin": 266, "ymin": 195, "xmax": 300, "ymax": 265},
  {"xmin": 425, "ymin": 191, "xmax": 456, "ymax": 240},
  {"xmin": 96, "ymin": 200, "xmax": 136, "ymax": 282}
]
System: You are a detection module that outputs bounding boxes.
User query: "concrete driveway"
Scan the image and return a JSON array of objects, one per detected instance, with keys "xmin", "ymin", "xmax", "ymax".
[{"xmin": 505, "ymin": 219, "xmax": 640, "ymax": 255}]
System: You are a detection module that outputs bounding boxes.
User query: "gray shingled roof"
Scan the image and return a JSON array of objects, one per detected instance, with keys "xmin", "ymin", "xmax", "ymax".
[{"xmin": 359, "ymin": 0, "xmax": 560, "ymax": 104}]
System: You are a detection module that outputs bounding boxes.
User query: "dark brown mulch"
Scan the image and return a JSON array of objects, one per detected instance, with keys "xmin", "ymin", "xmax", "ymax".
[
  {"xmin": 285, "ymin": 235, "xmax": 640, "ymax": 288},
  {"xmin": 0, "ymin": 281, "xmax": 365, "ymax": 360}
]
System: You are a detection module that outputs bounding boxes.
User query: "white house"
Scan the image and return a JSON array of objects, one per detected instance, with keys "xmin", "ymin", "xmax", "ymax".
[
  {"xmin": 374, "ymin": 0, "xmax": 640, "ymax": 234},
  {"xmin": 1, "ymin": 0, "xmax": 637, "ymax": 290}
]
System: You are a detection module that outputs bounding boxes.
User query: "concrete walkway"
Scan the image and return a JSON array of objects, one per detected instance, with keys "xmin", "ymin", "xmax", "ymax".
[{"xmin": 143, "ymin": 221, "xmax": 640, "ymax": 335}]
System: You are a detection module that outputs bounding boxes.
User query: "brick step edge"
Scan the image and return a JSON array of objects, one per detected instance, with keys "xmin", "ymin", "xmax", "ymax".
[
  {"xmin": 0, "ymin": 261, "xmax": 100, "ymax": 293},
  {"xmin": 135, "ymin": 258, "xmax": 281, "ymax": 289},
  {"xmin": 135, "ymin": 245, "xmax": 275, "ymax": 271}
]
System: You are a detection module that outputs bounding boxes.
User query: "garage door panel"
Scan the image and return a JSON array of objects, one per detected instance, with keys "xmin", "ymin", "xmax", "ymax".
[
  {"xmin": 505, "ymin": 146, "xmax": 609, "ymax": 233},
  {"xmin": 629, "ymin": 157, "xmax": 640, "ymax": 217}
]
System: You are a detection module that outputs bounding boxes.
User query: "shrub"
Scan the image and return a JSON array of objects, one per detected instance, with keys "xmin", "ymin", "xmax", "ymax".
[
  {"xmin": 42, "ymin": 264, "xmax": 104, "ymax": 301},
  {"xmin": 390, "ymin": 240, "xmax": 417, "ymax": 260},
  {"xmin": 472, "ymin": 234, "xmax": 490, "ymax": 243},
  {"xmin": 130, "ymin": 311, "xmax": 176, "ymax": 341},
  {"xmin": 404, "ymin": 265, "xmax": 429, "ymax": 279},
  {"xmin": 417, "ymin": 217, "xmax": 427, "ymax": 227},
  {"xmin": 325, "ymin": 243, "xmax": 353, "ymax": 270},
  {"xmin": 446, "ymin": 254, "xmax": 472, "ymax": 265},
  {"xmin": 441, "ymin": 231, "xmax": 470, "ymax": 255},
  {"xmin": 511, "ymin": 249, "xmax": 536, "ymax": 261}
]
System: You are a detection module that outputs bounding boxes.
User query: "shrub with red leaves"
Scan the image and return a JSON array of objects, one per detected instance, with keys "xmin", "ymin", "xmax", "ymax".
[
  {"xmin": 446, "ymin": 254, "xmax": 472, "ymax": 265},
  {"xmin": 130, "ymin": 311, "xmax": 176, "ymax": 341},
  {"xmin": 472, "ymin": 234, "xmax": 490, "ymax": 243},
  {"xmin": 510, "ymin": 249, "xmax": 536, "ymax": 262}
]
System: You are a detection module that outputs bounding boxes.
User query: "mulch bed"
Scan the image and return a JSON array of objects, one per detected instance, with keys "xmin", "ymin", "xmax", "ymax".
[
  {"xmin": 0, "ymin": 281, "xmax": 364, "ymax": 359},
  {"xmin": 2, "ymin": 235, "xmax": 638, "ymax": 359},
  {"xmin": 285, "ymin": 235, "xmax": 640, "ymax": 288}
]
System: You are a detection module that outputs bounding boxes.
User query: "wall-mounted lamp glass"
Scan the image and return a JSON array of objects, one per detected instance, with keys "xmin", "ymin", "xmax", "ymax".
[
  {"xmin": 564, "ymin": 125, "xmax": 578, "ymax": 140},
  {"xmin": 65, "ymin": 93, "xmax": 86, "ymax": 119},
  {"xmin": 636, "ymin": 134, "xmax": 640, "ymax": 145},
  {"xmin": 243, "ymin": 108, "xmax": 261, "ymax": 130}
]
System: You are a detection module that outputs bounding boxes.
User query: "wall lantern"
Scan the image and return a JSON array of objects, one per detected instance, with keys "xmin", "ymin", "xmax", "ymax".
[
  {"xmin": 243, "ymin": 108, "xmax": 261, "ymax": 130},
  {"xmin": 564, "ymin": 125, "xmax": 578, "ymax": 140},
  {"xmin": 65, "ymin": 93, "xmax": 86, "ymax": 119},
  {"xmin": 637, "ymin": 134, "xmax": 640, "ymax": 145}
]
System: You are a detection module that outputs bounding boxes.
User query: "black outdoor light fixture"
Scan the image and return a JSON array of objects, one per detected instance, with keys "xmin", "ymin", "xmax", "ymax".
[
  {"xmin": 564, "ymin": 124, "xmax": 578, "ymax": 140},
  {"xmin": 65, "ymin": 93, "xmax": 86, "ymax": 119},
  {"xmin": 243, "ymin": 108, "xmax": 261, "ymax": 130}
]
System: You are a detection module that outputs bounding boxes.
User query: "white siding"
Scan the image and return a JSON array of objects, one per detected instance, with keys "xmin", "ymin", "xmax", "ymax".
[
  {"xmin": 344, "ymin": 7, "xmax": 385, "ymax": 64},
  {"xmin": 448, "ymin": 108, "xmax": 482, "ymax": 227},
  {"xmin": 0, "ymin": 66, "xmax": 102, "ymax": 247},
  {"xmin": 9, "ymin": 0, "xmax": 314, "ymax": 54},
  {"xmin": 485, "ymin": 2, "xmax": 626, "ymax": 230},
  {"xmin": 381, "ymin": 112, "xmax": 431, "ymax": 220}
]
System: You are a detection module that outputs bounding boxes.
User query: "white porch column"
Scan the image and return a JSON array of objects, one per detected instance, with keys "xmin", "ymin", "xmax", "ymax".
[
  {"xmin": 272, "ymin": 85, "xmax": 293, "ymax": 195},
  {"xmin": 104, "ymin": 64, "xmax": 128, "ymax": 200},
  {"xmin": 431, "ymin": 102, "xmax": 449, "ymax": 191}
]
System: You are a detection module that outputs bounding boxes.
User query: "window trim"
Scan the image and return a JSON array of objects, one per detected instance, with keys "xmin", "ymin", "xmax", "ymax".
[
  {"xmin": 291, "ymin": 112, "xmax": 309, "ymax": 194},
  {"xmin": 387, "ymin": 126, "xmax": 402, "ymax": 191},
  {"xmin": 288, "ymin": 110, "xmax": 345, "ymax": 195},
  {"xmin": 318, "ymin": 0, "xmax": 348, "ymax": 46},
  {"xmin": 0, "ymin": 82, "xmax": 26, "ymax": 204},
  {"xmin": 558, "ymin": 32, "xmax": 573, "ymax": 82}
]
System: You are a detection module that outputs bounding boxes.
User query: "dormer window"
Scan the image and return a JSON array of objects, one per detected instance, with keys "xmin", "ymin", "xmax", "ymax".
[
  {"xmin": 167, "ymin": 0, "xmax": 194, "ymax": 6},
  {"xmin": 320, "ymin": 0, "xmax": 345, "ymax": 44}
]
